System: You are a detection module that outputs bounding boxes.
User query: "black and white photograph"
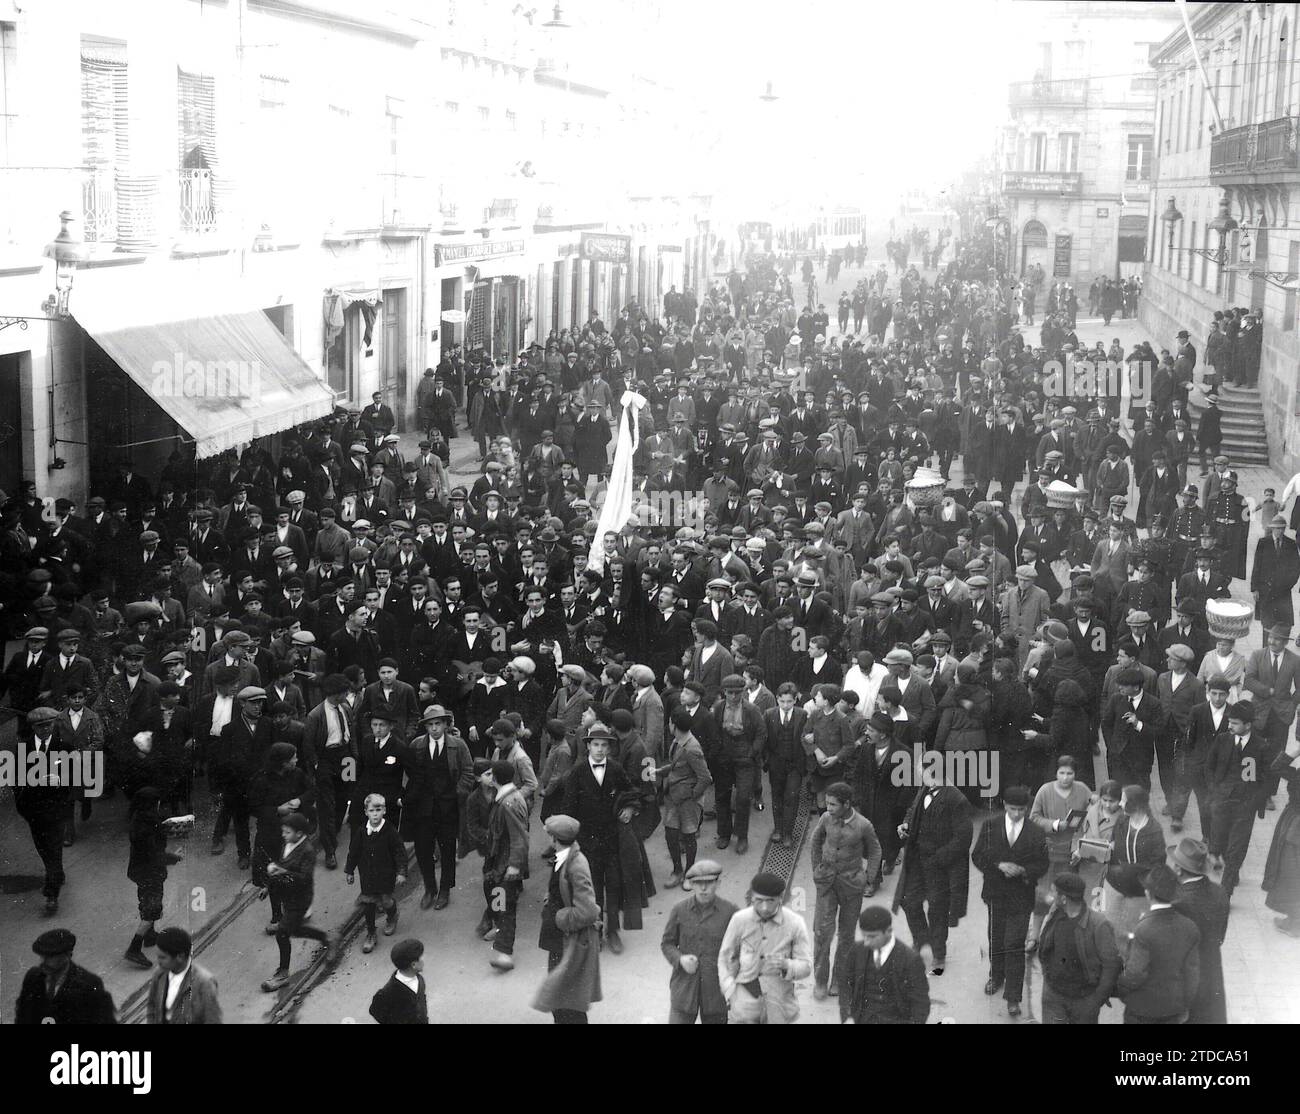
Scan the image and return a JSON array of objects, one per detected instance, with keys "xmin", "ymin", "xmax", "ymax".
[{"xmin": 0, "ymin": 0, "xmax": 1295, "ymax": 1060}]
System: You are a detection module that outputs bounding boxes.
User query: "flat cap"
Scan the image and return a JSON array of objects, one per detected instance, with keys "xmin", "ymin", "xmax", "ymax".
[
  {"xmin": 685, "ymin": 859, "xmax": 723, "ymax": 882},
  {"xmin": 23, "ymin": 626, "xmax": 49, "ymax": 639},
  {"xmin": 1165, "ymin": 643, "xmax": 1195, "ymax": 663},
  {"xmin": 883, "ymin": 648, "xmax": 914, "ymax": 665},
  {"xmin": 544, "ymin": 814, "xmax": 581, "ymax": 841},
  {"xmin": 237, "ymin": 686, "xmax": 267, "ymax": 701},
  {"xmin": 32, "ymin": 928, "xmax": 77, "ymax": 956},
  {"xmin": 1053, "ymin": 872, "xmax": 1085, "ymax": 899},
  {"xmin": 27, "ymin": 706, "xmax": 58, "ymax": 725},
  {"xmin": 1015, "ymin": 564, "xmax": 1038, "ymax": 578},
  {"xmin": 1126, "ymin": 610, "xmax": 1151, "ymax": 625}
]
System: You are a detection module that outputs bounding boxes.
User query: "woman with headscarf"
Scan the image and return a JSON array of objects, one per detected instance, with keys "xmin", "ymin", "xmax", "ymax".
[{"xmin": 932, "ymin": 661, "xmax": 991, "ymax": 806}]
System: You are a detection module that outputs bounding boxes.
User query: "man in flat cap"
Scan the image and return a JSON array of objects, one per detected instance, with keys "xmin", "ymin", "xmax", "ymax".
[
  {"xmin": 1028, "ymin": 872, "xmax": 1121, "ymax": 1024},
  {"xmin": 661, "ymin": 858, "xmax": 738, "ymax": 1024},
  {"xmin": 210, "ymin": 686, "xmax": 273, "ymax": 870},
  {"xmin": 717, "ymin": 871, "xmax": 813, "ymax": 1024},
  {"xmin": 15, "ymin": 928, "xmax": 116, "ymax": 1024},
  {"xmin": 840, "ymin": 905, "xmax": 930, "ymax": 1024},
  {"xmin": 14, "ymin": 706, "xmax": 72, "ymax": 914},
  {"xmin": 533, "ymin": 814, "xmax": 603, "ymax": 1024}
]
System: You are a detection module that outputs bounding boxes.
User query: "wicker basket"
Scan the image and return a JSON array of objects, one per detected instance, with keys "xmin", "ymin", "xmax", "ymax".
[
  {"xmin": 906, "ymin": 470, "xmax": 946, "ymax": 507},
  {"xmin": 1205, "ymin": 599, "xmax": 1252, "ymax": 639},
  {"xmin": 1045, "ymin": 481, "xmax": 1079, "ymax": 510}
]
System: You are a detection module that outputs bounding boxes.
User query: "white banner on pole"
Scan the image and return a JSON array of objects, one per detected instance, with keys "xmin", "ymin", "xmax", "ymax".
[{"xmin": 588, "ymin": 391, "xmax": 647, "ymax": 573}]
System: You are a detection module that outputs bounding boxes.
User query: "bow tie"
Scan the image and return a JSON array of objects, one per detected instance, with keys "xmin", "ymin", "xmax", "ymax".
[{"xmin": 590, "ymin": 762, "xmax": 606, "ymax": 769}]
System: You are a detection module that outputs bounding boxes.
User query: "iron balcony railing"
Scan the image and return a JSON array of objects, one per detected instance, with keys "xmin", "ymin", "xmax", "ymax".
[
  {"xmin": 177, "ymin": 167, "xmax": 217, "ymax": 234},
  {"xmin": 1009, "ymin": 77, "xmax": 1088, "ymax": 107}
]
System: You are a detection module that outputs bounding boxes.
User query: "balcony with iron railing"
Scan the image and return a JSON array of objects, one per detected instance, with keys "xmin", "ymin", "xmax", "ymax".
[
  {"xmin": 1008, "ymin": 77, "xmax": 1088, "ymax": 108},
  {"xmin": 1001, "ymin": 170, "xmax": 1083, "ymax": 195},
  {"xmin": 484, "ymin": 197, "xmax": 518, "ymax": 224},
  {"xmin": 1211, "ymin": 116, "xmax": 1300, "ymax": 177}
]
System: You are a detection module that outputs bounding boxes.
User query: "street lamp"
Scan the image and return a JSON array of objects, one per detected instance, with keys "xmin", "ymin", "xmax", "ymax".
[
  {"xmin": 1161, "ymin": 195, "xmax": 1183, "ymax": 254},
  {"xmin": 43, "ymin": 209, "xmax": 88, "ymax": 318},
  {"xmin": 542, "ymin": 4, "xmax": 569, "ymax": 28},
  {"xmin": 759, "ymin": 81, "xmax": 778, "ymax": 102},
  {"xmin": 0, "ymin": 210, "xmax": 87, "ymax": 331}
]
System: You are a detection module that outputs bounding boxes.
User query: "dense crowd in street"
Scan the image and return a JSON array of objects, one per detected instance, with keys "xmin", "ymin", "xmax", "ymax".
[{"xmin": 8, "ymin": 228, "xmax": 1300, "ymax": 1028}]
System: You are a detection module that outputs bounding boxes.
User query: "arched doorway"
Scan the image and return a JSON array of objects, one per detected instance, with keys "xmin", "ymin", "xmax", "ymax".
[{"xmin": 1021, "ymin": 220, "xmax": 1049, "ymax": 277}]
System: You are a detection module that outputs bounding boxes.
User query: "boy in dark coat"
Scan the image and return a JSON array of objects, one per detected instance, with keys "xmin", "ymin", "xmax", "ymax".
[
  {"xmin": 346, "ymin": 792, "xmax": 408, "ymax": 954},
  {"xmin": 123, "ymin": 787, "xmax": 181, "ymax": 970},
  {"xmin": 261, "ymin": 811, "xmax": 336, "ymax": 991},
  {"xmin": 369, "ymin": 938, "xmax": 429, "ymax": 1024}
]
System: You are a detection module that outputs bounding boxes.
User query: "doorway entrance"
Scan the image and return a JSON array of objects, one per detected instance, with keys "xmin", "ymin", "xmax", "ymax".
[{"xmin": 381, "ymin": 288, "xmax": 407, "ymax": 432}]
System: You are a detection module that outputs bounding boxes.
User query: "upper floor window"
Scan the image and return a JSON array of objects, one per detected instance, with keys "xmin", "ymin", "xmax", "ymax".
[
  {"xmin": 1126, "ymin": 135, "xmax": 1152, "ymax": 180},
  {"xmin": 1058, "ymin": 132, "xmax": 1080, "ymax": 173}
]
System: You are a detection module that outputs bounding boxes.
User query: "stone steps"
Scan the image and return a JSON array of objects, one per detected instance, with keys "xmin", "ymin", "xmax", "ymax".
[{"xmin": 1189, "ymin": 381, "xmax": 1270, "ymax": 466}]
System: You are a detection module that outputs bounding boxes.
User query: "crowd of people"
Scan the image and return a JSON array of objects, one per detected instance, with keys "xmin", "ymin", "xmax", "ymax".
[{"xmin": 8, "ymin": 230, "xmax": 1300, "ymax": 1027}]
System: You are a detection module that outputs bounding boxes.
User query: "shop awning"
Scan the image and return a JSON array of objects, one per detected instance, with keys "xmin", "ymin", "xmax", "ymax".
[{"xmin": 75, "ymin": 309, "xmax": 336, "ymax": 459}]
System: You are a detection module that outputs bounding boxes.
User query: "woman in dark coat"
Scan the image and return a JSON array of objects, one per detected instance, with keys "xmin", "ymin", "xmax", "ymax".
[
  {"xmin": 572, "ymin": 403, "xmax": 612, "ymax": 480},
  {"xmin": 1264, "ymin": 749, "xmax": 1300, "ymax": 937},
  {"xmin": 933, "ymin": 664, "xmax": 990, "ymax": 805},
  {"xmin": 1025, "ymin": 676, "xmax": 1094, "ymax": 789}
]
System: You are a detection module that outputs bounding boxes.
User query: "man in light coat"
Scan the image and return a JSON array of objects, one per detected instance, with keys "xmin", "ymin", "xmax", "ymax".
[
  {"xmin": 1001, "ymin": 565, "xmax": 1052, "ymax": 669},
  {"xmin": 718, "ymin": 870, "xmax": 813, "ymax": 1024},
  {"xmin": 146, "ymin": 927, "xmax": 222, "ymax": 1023}
]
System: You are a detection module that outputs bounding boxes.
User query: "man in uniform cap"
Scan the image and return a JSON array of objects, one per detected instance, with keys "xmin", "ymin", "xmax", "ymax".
[
  {"xmin": 15, "ymin": 928, "xmax": 116, "ymax": 1024},
  {"xmin": 369, "ymin": 938, "xmax": 428, "ymax": 1024},
  {"xmin": 717, "ymin": 870, "xmax": 813, "ymax": 1024},
  {"xmin": 840, "ymin": 905, "xmax": 931, "ymax": 1024},
  {"xmin": 661, "ymin": 858, "xmax": 738, "ymax": 1024}
]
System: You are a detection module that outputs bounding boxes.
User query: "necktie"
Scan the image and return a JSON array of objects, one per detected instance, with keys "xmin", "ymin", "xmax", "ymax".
[
  {"xmin": 337, "ymin": 705, "xmax": 350, "ymax": 743},
  {"xmin": 1275, "ymin": 654, "xmax": 1282, "ymax": 678}
]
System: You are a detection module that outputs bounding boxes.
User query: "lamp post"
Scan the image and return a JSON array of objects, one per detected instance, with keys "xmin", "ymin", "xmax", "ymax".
[
  {"xmin": 0, "ymin": 210, "xmax": 87, "ymax": 331},
  {"xmin": 1160, "ymin": 195, "xmax": 1183, "ymax": 258}
]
